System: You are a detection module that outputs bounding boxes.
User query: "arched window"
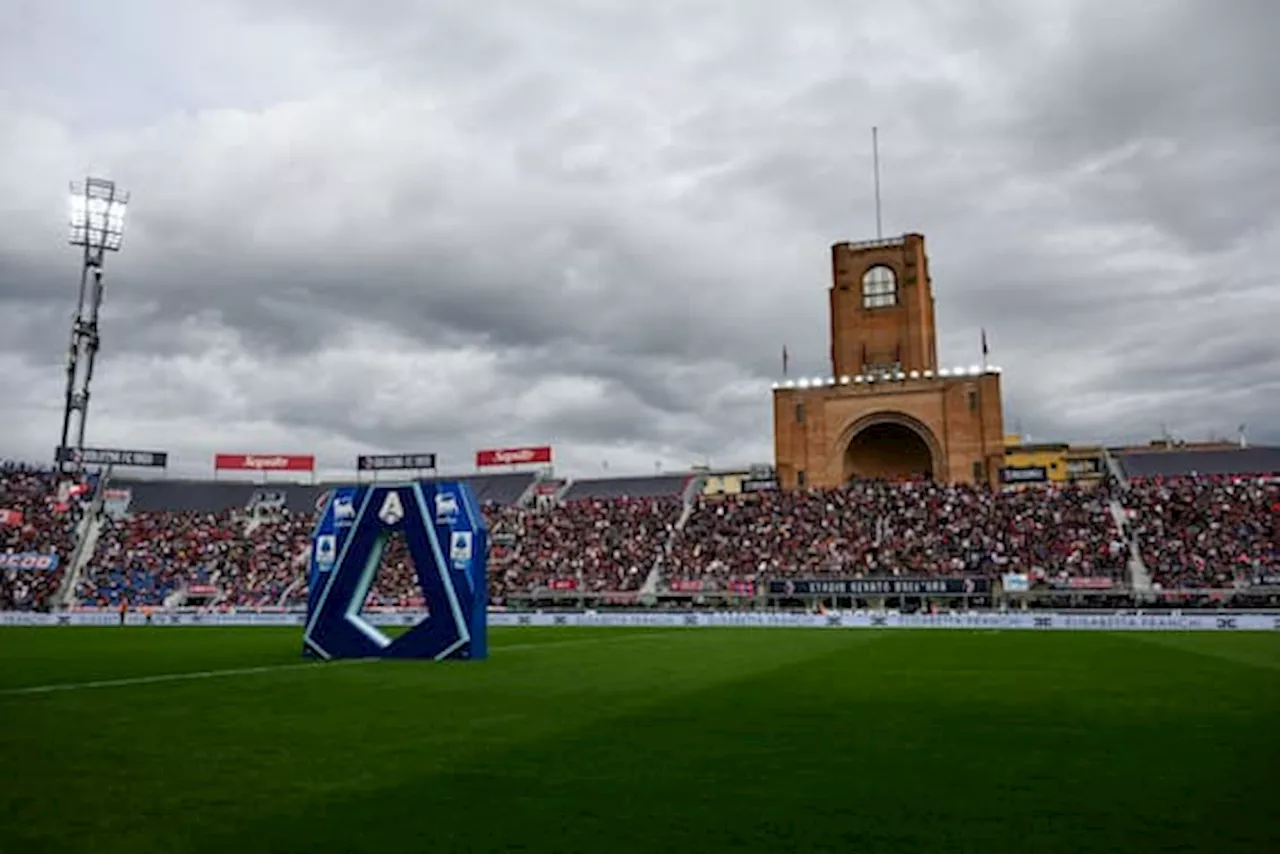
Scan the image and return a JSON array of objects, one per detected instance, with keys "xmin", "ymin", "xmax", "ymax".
[{"xmin": 862, "ymin": 265, "xmax": 897, "ymax": 309}]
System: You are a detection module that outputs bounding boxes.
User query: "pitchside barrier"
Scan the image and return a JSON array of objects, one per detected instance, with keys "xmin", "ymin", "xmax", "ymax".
[{"xmin": 3, "ymin": 610, "xmax": 1278, "ymax": 631}]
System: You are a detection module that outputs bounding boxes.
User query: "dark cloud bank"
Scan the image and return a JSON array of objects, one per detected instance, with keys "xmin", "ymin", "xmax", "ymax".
[{"xmin": 1, "ymin": 0, "xmax": 1276, "ymax": 476}]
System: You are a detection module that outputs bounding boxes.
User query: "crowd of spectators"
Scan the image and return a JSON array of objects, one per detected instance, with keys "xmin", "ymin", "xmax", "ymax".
[
  {"xmin": 1122, "ymin": 476, "xmax": 1278, "ymax": 589},
  {"xmin": 0, "ymin": 462, "xmax": 94, "ymax": 610},
  {"xmin": 79, "ymin": 509, "xmax": 314, "ymax": 608},
  {"xmin": 6, "ymin": 465, "xmax": 1278, "ymax": 611},
  {"xmin": 292, "ymin": 496, "xmax": 683, "ymax": 604},
  {"xmin": 75, "ymin": 503, "xmax": 516, "ymax": 610},
  {"xmin": 665, "ymin": 480, "xmax": 1128, "ymax": 591},
  {"xmin": 359, "ymin": 534, "xmax": 421, "ymax": 608},
  {"xmin": 488, "ymin": 497, "xmax": 681, "ymax": 597}
]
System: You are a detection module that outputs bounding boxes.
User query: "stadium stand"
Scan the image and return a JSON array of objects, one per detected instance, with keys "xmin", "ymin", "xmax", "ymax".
[
  {"xmin": 74, "ymin": 473, "xmax": 540, "ymax": 608},
  {"xmin": 1120, "ymin": 475, "xmax": 1279, "ymax": 590},
  {"xmin": 456, "ymin": 472, "xmax": 538, "ymax": 505},
  {"xmin": 664, "ymin": 480, "xmax": 1128, "ymax": 590},
  {"xmin": 560, "ymin": 474, "xmax": 691, "ymax": 501},
  {"xmin": 113, "ymin": 479, "xmax": 260, "ymax": 515},
  {"xmin": 112, "ymin": 472, "xmax": 537, "ymax": 515},
  {"xmin": 77, "ymin": 508, "xmax": 315, "ymax": 608},
  {"xmin": 1116, "ymin": 446, "xmax": 1280, "ymax": 480},
  {"xmin": 0, "ymin": 463, "xmax": 94, "ymax": 610},
  {"xmin": 5, "ymin": 458, "xmax": 1276, "ymax": 610},
  {"xmin": 488, "ymin": 496, "xmax": 683, "ymax": 596}
]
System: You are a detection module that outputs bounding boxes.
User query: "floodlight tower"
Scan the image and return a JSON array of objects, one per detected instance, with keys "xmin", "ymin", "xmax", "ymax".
[{"xmin": 58, "ymin": 178, "xmax": 129, "ymax": 473}]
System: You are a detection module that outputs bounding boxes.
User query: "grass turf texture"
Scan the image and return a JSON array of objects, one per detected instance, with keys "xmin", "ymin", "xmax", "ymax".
[{"xmin": 1, "ymin": 628, "xmax": 1277, "ymax": 853}]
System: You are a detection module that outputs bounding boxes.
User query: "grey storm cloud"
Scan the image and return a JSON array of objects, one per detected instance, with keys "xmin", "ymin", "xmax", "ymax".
[{"xmin": 1, "ymin": 0, "xmax": 1277, "ymax": 478}]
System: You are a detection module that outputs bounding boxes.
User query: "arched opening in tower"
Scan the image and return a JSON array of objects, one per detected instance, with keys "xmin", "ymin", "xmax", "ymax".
[{"xmin": 845, "ymin": 421, "xmax": 935, "ymax": 482}]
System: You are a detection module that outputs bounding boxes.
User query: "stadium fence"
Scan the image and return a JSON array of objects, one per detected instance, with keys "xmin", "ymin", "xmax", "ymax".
[{"xmin": 2, "ymin": 609, "xmax": 1277, "ymax": 631}]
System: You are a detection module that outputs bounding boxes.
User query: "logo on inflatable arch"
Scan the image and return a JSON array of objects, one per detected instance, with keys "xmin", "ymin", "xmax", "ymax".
[
  {"xmin": 303, "ymin": 480, "xmax": 488, "ymax": 661},
  {"xmin": 333, "ymin": 493, "xmax": 356, "ymax": 524}
]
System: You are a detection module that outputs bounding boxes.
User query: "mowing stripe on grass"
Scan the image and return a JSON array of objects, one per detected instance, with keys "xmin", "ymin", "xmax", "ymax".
[
  {"xmin": 1121, "ymin": 631, "xmax": 1280, "ymax": 672},
  {"xmin": 0, "ymin": 631, "xmax": 681, "ymax": 697}
]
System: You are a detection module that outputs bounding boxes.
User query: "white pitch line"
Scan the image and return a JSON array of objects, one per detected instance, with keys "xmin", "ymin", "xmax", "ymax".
[
  {"xmin": 0, "ymin": 631, "xmax": 681, "ymax": 697},
  {"xmin": 0, "ymin": 658, "xmax": 369, "ymax": 697}
]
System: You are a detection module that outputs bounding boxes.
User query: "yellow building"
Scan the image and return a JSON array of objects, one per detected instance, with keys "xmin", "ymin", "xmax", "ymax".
[
  {"xmin": 699, "ymin": 465, "xmax": 779, "ymax": 499},
  {"xmin": 1001, "ymin": 442, "xmax": 1067, "ymax": 486},
  {"xmin": 702, "ymin": 472, "xmax": 747, "ymax": 498},
  {"xmin": 1000, "ymin": 438, "xmax": 1105, "ymax": 486},
  {"xmin": 1064, "ymin": 445, "xmax": 1105, "ymax": 481}
]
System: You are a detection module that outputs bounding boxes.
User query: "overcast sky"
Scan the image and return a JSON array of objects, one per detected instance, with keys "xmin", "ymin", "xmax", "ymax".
[{"xmin": 2, "ymin": 0, "xmax": 1277, "ymax": 479}]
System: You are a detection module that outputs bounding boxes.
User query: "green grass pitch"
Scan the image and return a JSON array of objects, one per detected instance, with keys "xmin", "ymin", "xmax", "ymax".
[{"xmin": 1, "ymin": 627, "xmax": 1277, "ymax": 853}]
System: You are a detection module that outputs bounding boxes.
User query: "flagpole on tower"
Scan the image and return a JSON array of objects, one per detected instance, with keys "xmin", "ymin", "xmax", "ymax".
[
  {"xmin": 872, "ymin": 126, "xmax": 883, "ymax": 240},
  {"xmin": 981, "ymin": 328, "xmax": 989, "ymax": 372}
]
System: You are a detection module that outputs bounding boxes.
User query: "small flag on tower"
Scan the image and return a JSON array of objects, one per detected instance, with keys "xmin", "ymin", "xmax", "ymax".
[
  {"xmin": 782, "ymin": 345, "xmax": 789, "ymax": 377},
  {"xmin": 981, "ymin": 328, "xmax": 989, "ymax": 358}
]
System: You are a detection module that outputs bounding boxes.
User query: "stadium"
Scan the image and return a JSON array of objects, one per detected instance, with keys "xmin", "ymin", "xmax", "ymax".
[
  {"xmin": 3, "ymin": 7, "xmax": 1279, "ymax": 853},
  {"xmin": 4, "ymin": 219, "xmax": 1277, "ymax": 850},
  {"xmin": 5, "ymin": 230, "xmax": 1276, "ymax": 617}
]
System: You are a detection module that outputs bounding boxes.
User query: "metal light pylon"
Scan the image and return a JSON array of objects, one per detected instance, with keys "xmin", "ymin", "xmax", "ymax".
[{"xmin": 58, "ymin": 178, "xmax": 129, "ymax": 473}]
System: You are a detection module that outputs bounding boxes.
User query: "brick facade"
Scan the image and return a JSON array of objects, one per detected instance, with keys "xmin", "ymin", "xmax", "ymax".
[{"xmin": 773, "ymin": 233, "xmax": 1005, "ymax": 489}]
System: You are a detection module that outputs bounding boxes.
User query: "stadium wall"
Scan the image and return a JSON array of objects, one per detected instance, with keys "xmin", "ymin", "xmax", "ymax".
[{"xmin": 3, "ymin": 610, "xmax": 1276, "ymax": 631}]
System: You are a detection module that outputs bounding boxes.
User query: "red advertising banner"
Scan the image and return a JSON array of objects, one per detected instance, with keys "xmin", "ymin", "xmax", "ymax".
[
  {"xmin": 475, "ymin": 445, "xmax": 553, "ymax": 468},
  {"xmin": 0, "ymin": 508, "xmax": 24, "ymax": 527},
  {"xmin": 1065, "ymin": 577, "xmax": 1114, "ymax": 590},
  {"xmin": 547, "ymin": 578, "xmax": 578, "ymax": 591},
  {"xmin": 214, "ymin": 453, "xmax": 315, "ymax": 472},
  {"xmin": 669, "ymin": 579, "xmax": 705, "ymax": 592}
]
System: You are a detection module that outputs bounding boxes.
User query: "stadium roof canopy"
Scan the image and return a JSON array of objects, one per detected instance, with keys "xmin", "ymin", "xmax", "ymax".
[{"xmin": 1117, "ymin": 446, "xmax": 1280, "ymax": 479}]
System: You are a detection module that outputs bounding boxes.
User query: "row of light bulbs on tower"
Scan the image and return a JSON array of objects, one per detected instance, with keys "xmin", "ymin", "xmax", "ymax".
[{"xmin": 772, "ymin": 365, "xmax": 1002, "ymax": 390}]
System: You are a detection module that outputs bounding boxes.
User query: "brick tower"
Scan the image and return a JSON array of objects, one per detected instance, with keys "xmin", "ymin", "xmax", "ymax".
[{"xmin": 773, "ymin": 233, "xmax": 1005, "ymax": 489}]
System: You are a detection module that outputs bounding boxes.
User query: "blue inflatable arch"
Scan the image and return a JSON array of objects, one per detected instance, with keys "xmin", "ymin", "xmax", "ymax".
[{"xmin": 304, "ymin": 480, "xmax": 488, "ymax": 660}]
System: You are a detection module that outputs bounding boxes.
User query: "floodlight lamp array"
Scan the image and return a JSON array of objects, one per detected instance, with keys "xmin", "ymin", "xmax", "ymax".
[
  {"xmin": 772, "ymin": 365, "xmax": 1002, "ymax": 390},
  {"xmin": 69, "ymin": 179, "xmax": 129, "ymax": 251}
]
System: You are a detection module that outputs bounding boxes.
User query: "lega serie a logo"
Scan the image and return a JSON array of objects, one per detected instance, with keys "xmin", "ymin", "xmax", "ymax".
[
  {"xmin": 378, "ymin": 491, "xmax": 405, "ymax": 526},
  {"xmin": 315, "ymin": 535, "xmax": 336, "ymax": 567},
  {"xmin": 450, "ymin": 531, "xmax": 473, "ymax": 561}
]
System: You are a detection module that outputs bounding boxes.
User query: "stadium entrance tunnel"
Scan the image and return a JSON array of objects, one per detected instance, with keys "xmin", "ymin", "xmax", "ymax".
[{"xmin": 843, "ymin": 414, "xmax": 939, "ymax": 481}]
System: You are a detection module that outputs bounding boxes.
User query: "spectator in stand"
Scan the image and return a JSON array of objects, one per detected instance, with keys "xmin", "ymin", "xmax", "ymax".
[{"xmin": 1123, "ymin": 475, "xmax": 1278, "ymax": 589}]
